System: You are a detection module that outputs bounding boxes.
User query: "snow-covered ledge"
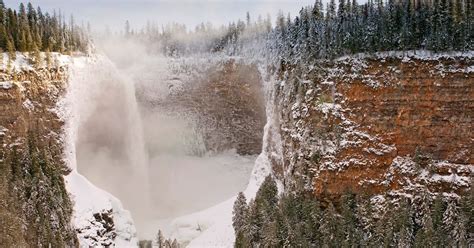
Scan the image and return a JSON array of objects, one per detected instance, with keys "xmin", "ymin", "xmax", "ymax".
[{"xmin": 65, "ymin": 171, "xmax": 138, "ymax": 247}]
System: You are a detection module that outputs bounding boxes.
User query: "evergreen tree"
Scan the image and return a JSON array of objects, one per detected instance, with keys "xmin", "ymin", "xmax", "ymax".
[
  {"xmin": 0, "ymin": 48, "xmax": 3, "ymax": 68},
  {"xmin": 443, "ymin": 200, "xmax": 465, "ymax": 247},
  {"xmin": 414, "ymin": 191, "xmax": 435, "ymax": 248},
  {"xmin": 395, "ymin": 199, "xmax": 414, "ymax": 248},
  {"xmin": 245, "ymin": 199, "xmax": 263, "ymax": 245},
  {"xmin": 431, "ymin": 196, "xmax": 447, "ymax": 247},
  {"xmin": 155, "ymin": 230, "xmax": 164, "ymax": 247},
  {"xmin": 319, "ymin": 202, "xmax": 342, "ymax": 247},
  {"xmin": 31, "ymin": 42, "xmax": 41, "ymax": 67},
  {"xmin": 255, "ymin": 175, "xmax": 278, "ymax": 220},
  {"xmin": 460, "ymin": 182, "xmax": 474, "ymax": 242},
  {"xmin": 45, "ymin": 48, "xmax": 52, "ymax": 68},
  {"xmin": 232, "ymin": 192, "xmax": 248, "ymax": 235},
  {"xmin": 340, "ymin": 192, "xmax": 362, "ymax": 247},
  {"xmin": 125, "ymin": 20, "xmax": 131, "ymax": 37},
  {"xmin": 6, "ymin": 36, "xmax": 15, "ymax": 61}
]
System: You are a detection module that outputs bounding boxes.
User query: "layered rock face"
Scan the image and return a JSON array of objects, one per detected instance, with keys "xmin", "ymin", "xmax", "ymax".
[
  {"xmin": 274, "ymin": 55, "xmax": 473, "ymax": 199},
  {"xmin": 0, "ymin": 66, "xmax": 78, "ymax": 247}
]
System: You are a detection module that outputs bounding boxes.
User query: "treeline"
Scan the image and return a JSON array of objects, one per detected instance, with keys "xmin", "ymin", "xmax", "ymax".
[
  {"xmin": 272, "ymin": 0, "xmax": 474, "ymax": 61},
  {"xmin": 121, "ymin": 13, "xmax": 271, "ymax": 56},
  {"xmin": 233, "ymin": 176, "xmax": 473, "ymax": 247},
  {"xmin": 0, "ymin": 1, "xmax": 88, "ymax": 55}
]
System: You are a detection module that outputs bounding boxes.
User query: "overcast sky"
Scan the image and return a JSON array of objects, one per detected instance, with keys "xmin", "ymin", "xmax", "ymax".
[{"xmin": 4, "ymin": 0, "xmax": 316, "ymax": 32}]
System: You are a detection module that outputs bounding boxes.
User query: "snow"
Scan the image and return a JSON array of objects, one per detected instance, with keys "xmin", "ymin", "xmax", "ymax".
[
  {"xmin": 0, "ymin": 81, "xmax": 13, "ymax": 89},
  {"xmin": 164, "ymin": 69, "xmax": 279, "ymax": 247},
  {"xmin": 0, "ymin": 126, "xmax": 8, "ymax": 136},
  {"xmin": 162, "ymin": 151, "xmax": 272, "ymax": 247},
  {"xmin": 65, "ymin": 171, "xmax": 138, "ymax": 247},
  {"xmin": 467, "ymin": 65, "xmax": 474, "ymax": 73},
  {"xmin": 0, "ymin": 52, "xmax": 74, "ymax": 71},
  {"xmin": 335, "ymin": 50, "xmax": 474, "ymax": 62},
  {"xmin": 22, "ymin": 99, "xmax": 34, "ymax": 111}
]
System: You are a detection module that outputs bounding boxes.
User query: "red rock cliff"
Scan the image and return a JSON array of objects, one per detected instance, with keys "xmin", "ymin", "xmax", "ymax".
[{"xmin": 273, "ymin": 55, "xmax": 473, "ymax": 199}]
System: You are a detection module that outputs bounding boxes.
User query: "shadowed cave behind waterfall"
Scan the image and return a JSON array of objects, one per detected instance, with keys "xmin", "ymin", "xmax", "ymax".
[{"xmin": 74, "ymin": 38, "xmax": 266, "ymax": 238}]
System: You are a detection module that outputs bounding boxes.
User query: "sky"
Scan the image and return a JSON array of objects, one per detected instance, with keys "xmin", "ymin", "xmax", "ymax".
[{"xmin": 4, "ymin": 0, "xmax": 316, "ymax": 32}]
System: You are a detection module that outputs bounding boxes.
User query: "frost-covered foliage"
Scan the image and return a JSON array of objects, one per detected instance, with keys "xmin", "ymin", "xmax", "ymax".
[
  {"xmin": 269, "ymin": 0, "xmax": 474, "ymax": 64},
  {"xmin": 0, "ymin": 132, "xmax": 78, "ymax": 247},
  {"xmin": 233, "ymin": 176, "xmax": 474, "ymax": 247},
  {"xmin": 107, "ymin": 14, "xmax": 272, "ymax": 58}
]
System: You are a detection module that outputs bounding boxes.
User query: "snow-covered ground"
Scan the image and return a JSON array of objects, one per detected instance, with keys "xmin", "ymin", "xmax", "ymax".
[
  {"xmin": 156, "ymin": 151, "xmax": 272, "ymax": 247},
  {"xmin": 65, "ymin": 171, "xmax": 138, "ymax": 247},
  {"xmin": 0, "ymin": 52, "xmax": 75, "ymax": 71}
]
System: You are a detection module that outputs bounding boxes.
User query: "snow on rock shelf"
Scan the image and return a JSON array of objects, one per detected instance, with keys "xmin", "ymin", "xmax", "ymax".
[
  {"xmin": 65, "ymin": 171, "xmax": 138, "ymax": 247},
  {"xmin": 274, "ymin": 54, "xmax": 474, "ymax": 199}
]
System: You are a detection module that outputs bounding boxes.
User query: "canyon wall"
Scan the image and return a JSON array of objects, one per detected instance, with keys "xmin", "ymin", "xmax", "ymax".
[
  {"xmin": 0, "ymin": 65, "xmax": 78, "ymax": 247},
  {"xmin": 273, "ymin": 55, "xmax": 473, "ymax": 200},
  {"xmin": 141, "ymin": 59, "xmax": 266, "ymax": 156},
  {"xmin": 164, "ymin": 59, "xmax": 266, "ymax": 155}
]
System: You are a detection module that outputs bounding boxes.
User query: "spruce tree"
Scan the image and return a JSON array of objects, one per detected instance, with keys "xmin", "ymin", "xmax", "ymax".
[
  {"xmin": 432, "ymin": 196, "xmax": 447, "ymax": 247},
  {"xmin": 395, "ymin": 199, "xmax": 414, "ymax": 248},
  {"xmin": 232, "ymin": 192, "xmax": 248, "ymax": 235},
  {"xmin": 319, "ymin": 202, "xmax": 342, "ymax": 247},
  {"xmin": 414, "ymin": 191, "xmax": 435, "ymax": 248},
  {"xmin": 45, "ymin": 48, "xmax": 52, "ymax": 68},
  {"xmin": 246, "ymin": 199, "xmax": 263, "ymax": 245},
  {"xmin": 443, "ymin": 200, "xmax": 464, "ymax": 246},
  {"xmin": 6, "ymin": 36, "xmax": 15, "ymax": 61},
  {"xmin": 460, "ymin": 182, "xmax": 473, "ymax": 243},
  {"xmin": 31, "ymin": 42, "xmax": 41, "ymax": 68},
  {"xmin": 155, "ymin": 230, "xmax": 164, "ymax": 247}
]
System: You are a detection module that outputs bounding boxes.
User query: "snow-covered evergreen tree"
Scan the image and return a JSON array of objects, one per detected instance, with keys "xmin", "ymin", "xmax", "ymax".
[{"xmin": 232, "ymin": 192, "xmax": 248, "ymax": 235}]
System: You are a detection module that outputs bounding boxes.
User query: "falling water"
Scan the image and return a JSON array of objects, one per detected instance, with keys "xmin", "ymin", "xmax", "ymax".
[
  {"xmin": 64, "ymin": 55, "xmax": 152, "ymax": 226},
  {"xmin": 64, "ymin": 43, "xmax": 259, "ymax": 239}
]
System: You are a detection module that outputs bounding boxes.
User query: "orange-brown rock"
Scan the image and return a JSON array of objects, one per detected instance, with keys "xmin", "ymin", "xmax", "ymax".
[
  {"xmin": 274, "ymin": 56, "xmax": 473, "ymax": 199},
  {"xmin": 0, "ymin": 67, "xmax": 78, "ymax": 247}
]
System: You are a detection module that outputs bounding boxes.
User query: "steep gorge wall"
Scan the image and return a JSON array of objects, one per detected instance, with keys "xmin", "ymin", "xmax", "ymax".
[
  {"xmin": 0, "ymin": 66, "xmax": 78, "ymax": 247},
  {"xmin": 273, "ymin": 55, "xmax": 473, "ymax": 200},
  {"xmin": 143, "ymin": 59, "xmax": 266, "ymax": 156}
]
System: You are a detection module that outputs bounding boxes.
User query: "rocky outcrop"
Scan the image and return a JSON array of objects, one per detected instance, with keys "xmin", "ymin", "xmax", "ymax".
[
  {"xmin": 273, "ymin": 55, "xmax": 473, "ymax": 200},
  {"xmin": 0, "ymin": 66, "xmax": 78, "ymax": 247}
]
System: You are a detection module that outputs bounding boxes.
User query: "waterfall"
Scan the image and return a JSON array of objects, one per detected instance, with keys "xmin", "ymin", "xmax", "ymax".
[{"xmin": 61, "ymin": 55, "xmax": 152, "ymax": 226}]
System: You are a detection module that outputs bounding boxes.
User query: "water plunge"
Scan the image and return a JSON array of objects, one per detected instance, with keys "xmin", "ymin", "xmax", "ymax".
[{"xmin": 71, "ymin": 39, "xmax": 265, "ymax": 239}]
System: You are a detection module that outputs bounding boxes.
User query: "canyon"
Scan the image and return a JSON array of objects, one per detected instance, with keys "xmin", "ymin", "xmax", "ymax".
[{"xmin": 0, "ymin": 51, "xmax": 472, "ymax": 247}]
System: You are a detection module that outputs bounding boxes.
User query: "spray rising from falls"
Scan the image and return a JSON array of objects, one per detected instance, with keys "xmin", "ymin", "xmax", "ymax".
[
  {"xmin": 64, "ymin": 37, "xmax": 264, "ymax": 239},
  {"xmin": 63, "ymin": 55, "xmax": 153, "ymax": 227}
]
